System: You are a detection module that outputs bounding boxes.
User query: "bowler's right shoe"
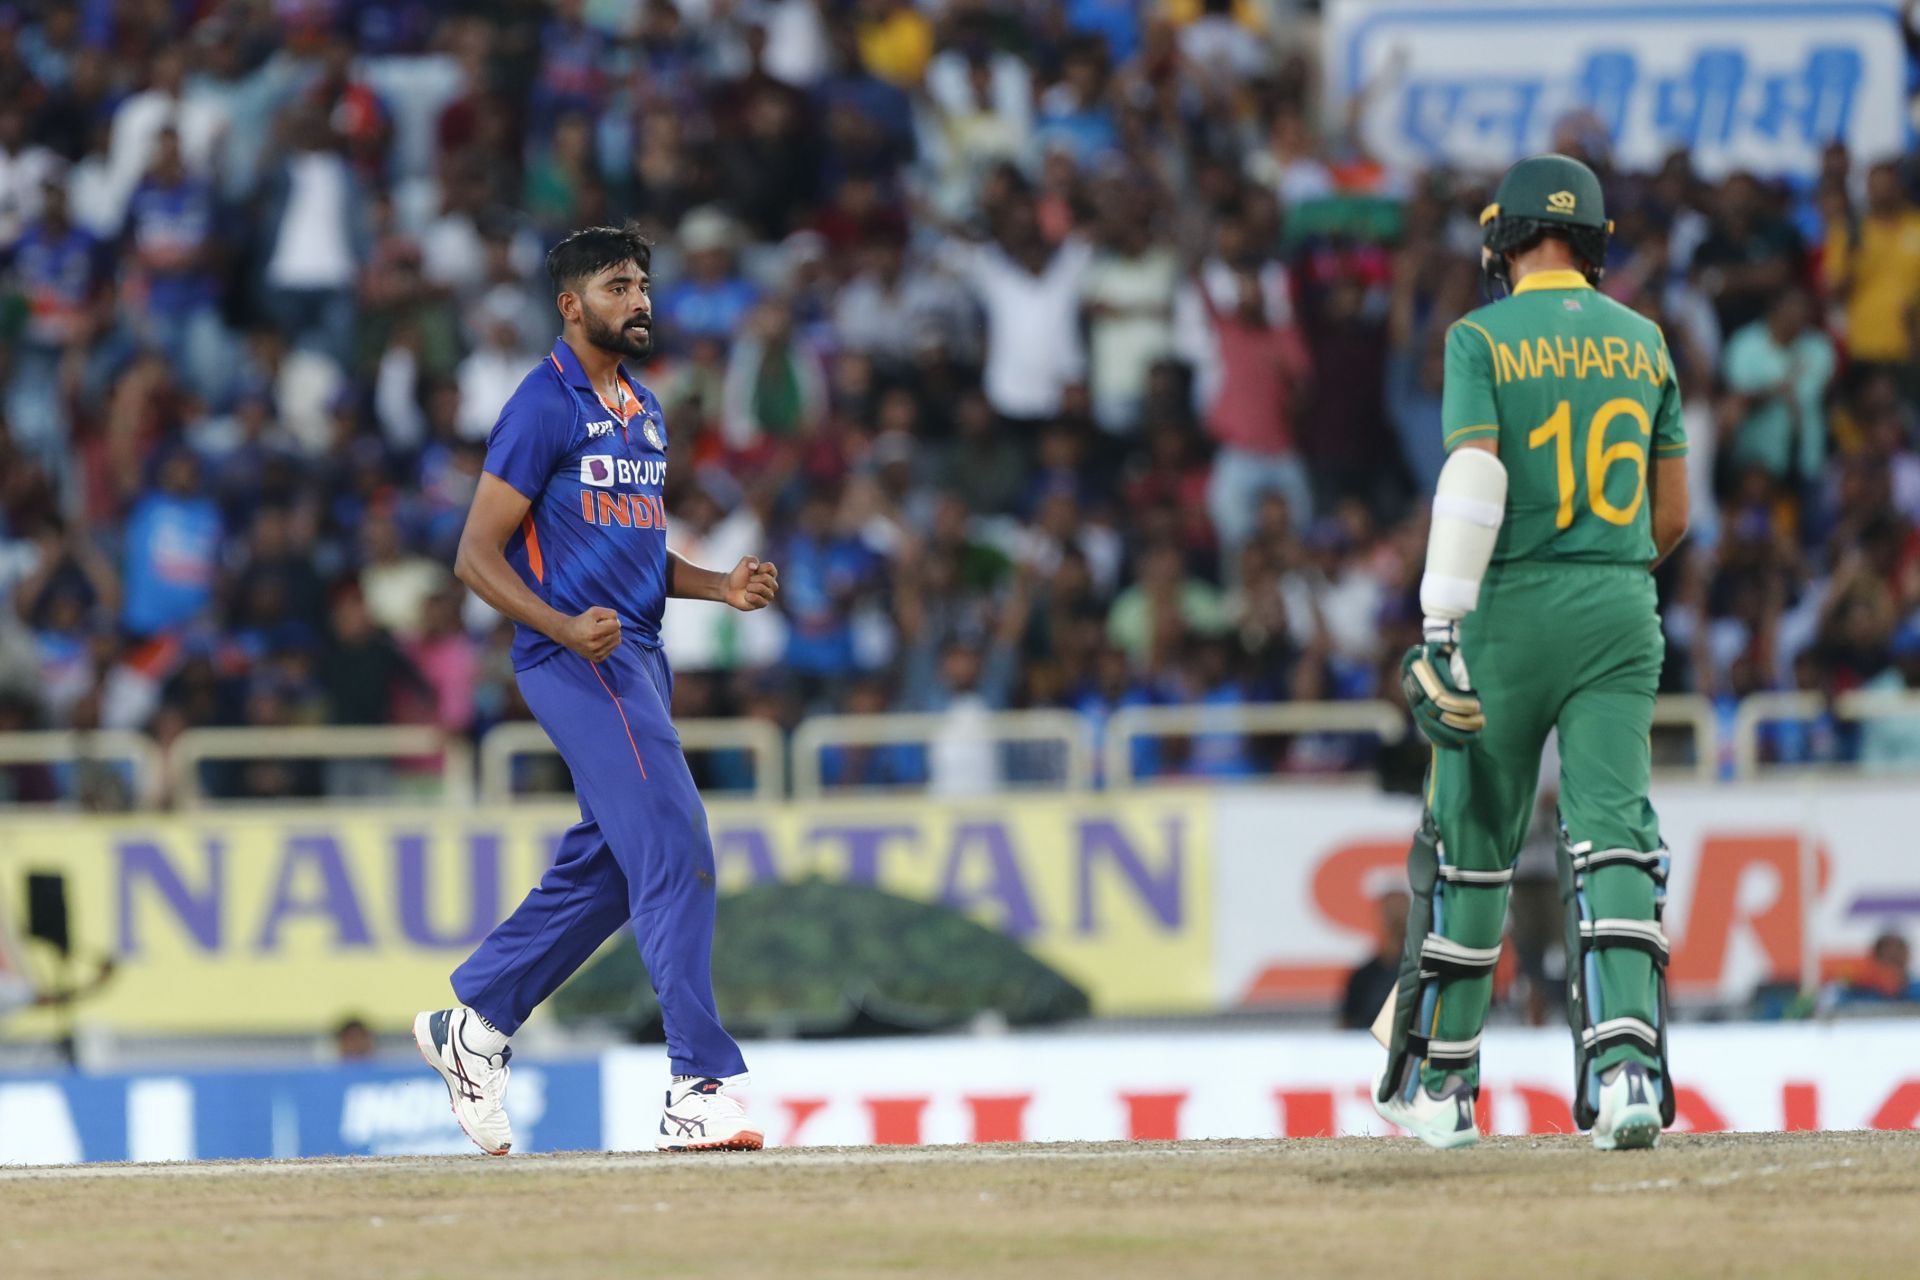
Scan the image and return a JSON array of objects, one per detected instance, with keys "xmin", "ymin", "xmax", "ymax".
[
  {"xmin": 1591, "ymin": 1061, "xmax": 1663, "ymax": 1151},
  {"xmin": 657, "ymin": 1076, "xmax": 764, "ymax": 1152},
  {"xmin": 1372, "ymin": 1060, "xmax": 1481, "ymax": 1150},
  {"xmin": 414, "ymin": 1007, "xmax": 513, "ymax": 1155}
]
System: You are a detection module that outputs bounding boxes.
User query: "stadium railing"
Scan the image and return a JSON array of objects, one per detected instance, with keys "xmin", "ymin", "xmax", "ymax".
[
  {"xmin": 1729, "ymin": 689, "xmax": 1920, "ymax": 778},
  {"xmin": 1102, "ymin": 695, "xmax": 1716, "ymax": 786},
  {"xmin": 0, "ymin": 729, "xmax": 165, "ymax": 809},
  {"xmin": 0, "ymin": 689, "xmax": 1886, "ymax": 810},
  {"xmin": 477, "ymin": 716, "xmax": 785, "ymax": 804},
  {"xmin": 1651, "ymin": 693, "xmax": 1718, "ymax": 782},
  {"xmin": 1101, "ymin": 700, "xmax": 1407, "ymax": 789},
  {"xmin": 170, "ymin": 725, "xmax": 475, "ymax": 809},
  {"xmin": 788, "ymin": 709, "xmax": 1094, "ymax": 798}
]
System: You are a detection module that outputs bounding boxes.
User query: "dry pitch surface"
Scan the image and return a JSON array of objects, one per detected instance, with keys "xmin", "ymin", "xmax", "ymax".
[{"xmin": 4, "ymin": 1131, "xmax": 1913, "ymax": 1279}]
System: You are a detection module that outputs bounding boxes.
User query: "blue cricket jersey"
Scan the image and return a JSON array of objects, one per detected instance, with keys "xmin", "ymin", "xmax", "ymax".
[{"xmin": 484, "ymin": 338, "xmax": 673, "ymax": 671}]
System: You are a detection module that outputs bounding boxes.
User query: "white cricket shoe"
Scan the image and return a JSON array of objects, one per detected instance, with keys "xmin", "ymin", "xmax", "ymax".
[
  {"xmin": 414, "ymin": 1008, "xmax": 513, "ymax": 1155},
  {"xmin": 1372, "ymin": 1059, "xmax": 1481, "ymax": 1150},
  {"xmin": 657, "ymin": 1076, "xmax": 764, "ymax": 1152},
  {"xmin": 1592, "ymin": 1062, "xmax": 1663, "ymax": 1151}
]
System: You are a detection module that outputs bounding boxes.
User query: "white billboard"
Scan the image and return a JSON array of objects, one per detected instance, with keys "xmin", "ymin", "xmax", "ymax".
[
  {"xmin": 1326, "ymin": 0, "xmax": 1911, "ymax": 178},
  {"xmin": 604, "ymin": 1021, "xmax": 1920, "ymax": 1146}
]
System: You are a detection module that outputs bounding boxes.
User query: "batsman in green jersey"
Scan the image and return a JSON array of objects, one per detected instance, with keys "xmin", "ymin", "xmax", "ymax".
[{"xmin": 1372, "ymin": 154, "xmax": 1692, "ymax": 1151}]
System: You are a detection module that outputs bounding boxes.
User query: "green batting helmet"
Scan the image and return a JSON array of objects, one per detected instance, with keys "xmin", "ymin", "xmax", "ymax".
[{"xmin": 1479, "ymin": 153, "xmax": 1612, "ymax": 293}]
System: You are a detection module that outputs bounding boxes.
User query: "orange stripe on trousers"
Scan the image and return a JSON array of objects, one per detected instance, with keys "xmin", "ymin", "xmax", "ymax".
[{"xmin": 588, "ymin": 659, "xmax": 649, "ymax": 780}]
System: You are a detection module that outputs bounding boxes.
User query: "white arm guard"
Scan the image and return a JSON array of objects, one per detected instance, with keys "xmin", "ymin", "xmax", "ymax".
[{"xmin": 1419, "ymin": 448, "xmax": 1509, "ymax": 622}]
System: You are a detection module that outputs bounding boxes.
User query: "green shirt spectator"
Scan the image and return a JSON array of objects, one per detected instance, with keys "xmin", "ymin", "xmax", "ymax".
[
  {"xmin": 1722, "ymin": 289, "xmax": 1835, "ymax": 482},
  {"xmin": 1106, "ymin": 542, "xmax": 1229, "ymax": 670}
]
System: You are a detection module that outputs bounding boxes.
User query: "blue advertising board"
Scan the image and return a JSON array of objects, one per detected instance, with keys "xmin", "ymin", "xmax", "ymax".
[{"xmin": 0, "ymin": 1058, "xmax": 604, "ymax": 1164}]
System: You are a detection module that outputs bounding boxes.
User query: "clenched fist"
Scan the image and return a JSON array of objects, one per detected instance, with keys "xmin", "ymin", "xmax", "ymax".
[
  {"xmin": 559, "ymin": 606, "xmax": 622, "ymax": 662},
  {"xmin": 724, "ymin": 557, "xmax": 779, "ymax": 612}
]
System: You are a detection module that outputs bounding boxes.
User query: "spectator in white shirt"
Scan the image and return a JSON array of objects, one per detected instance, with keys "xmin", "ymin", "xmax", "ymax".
[
  {"xmin": 938, "ymin": 198, "xmax": 1093, "ymax": 428},
  {"xmin": 0, "ymin": 105, "xmax": 61, "ymax": 253},
  {"xmin": 922, "ymin": 49, "xmax": 1032, "ymax": 220},
  {"xmin": 262, "ymin": 109, "xmax": 362, "ymax": 365},
  {"xmin": 456, "ymin": 294, "xmax": 541, "ymax": 442},
  {"xmin": 831, "ymin": 234, "xmax": 976, "ymax": 369},
  {"xmin": 1178, "ymin": 0, "xmax": 1272, "ymax": 89},
  {"xmin": 1081, "ymin": 185, "xmax": 1178, "ymax": 434}
]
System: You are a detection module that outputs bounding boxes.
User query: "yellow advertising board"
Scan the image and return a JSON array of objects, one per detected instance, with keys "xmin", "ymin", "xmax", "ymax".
[{"xmin": 0, "ymin": 792, "xmax": 1212, "ymax": 1036}]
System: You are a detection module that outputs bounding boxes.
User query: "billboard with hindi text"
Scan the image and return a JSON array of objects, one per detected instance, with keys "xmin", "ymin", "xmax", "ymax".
[{"xmin": 1325, "ymin": 0, "xmax": 1911, "ymax": 179}]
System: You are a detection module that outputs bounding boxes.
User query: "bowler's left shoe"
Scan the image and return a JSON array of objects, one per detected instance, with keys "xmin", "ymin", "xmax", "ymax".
[{"xmin": 657, "ymin": 1076, "xmax": 764, "ymax": 1152}]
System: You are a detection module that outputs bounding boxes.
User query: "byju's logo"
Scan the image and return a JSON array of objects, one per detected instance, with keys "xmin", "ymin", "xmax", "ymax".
[{"xmin": 581, "ymin": 456, "xmax": 614, "ymax": 487}]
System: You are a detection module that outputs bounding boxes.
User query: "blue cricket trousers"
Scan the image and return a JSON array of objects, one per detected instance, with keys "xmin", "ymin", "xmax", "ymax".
[{"xmin": 452, "ymin": 639, "xmax": 746, "ymax": 1079}]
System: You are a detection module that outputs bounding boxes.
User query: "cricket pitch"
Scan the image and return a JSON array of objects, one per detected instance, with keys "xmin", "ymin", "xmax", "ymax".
[{"xmin": 5, "ymin": 1131, "xmax": 1913, "ymax": 1278}]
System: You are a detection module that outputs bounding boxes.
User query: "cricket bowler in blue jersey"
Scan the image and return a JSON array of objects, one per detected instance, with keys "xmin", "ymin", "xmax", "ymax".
[{"xmin": 415, "ymin": 225, "xmax": 779, "ymax": 1154}]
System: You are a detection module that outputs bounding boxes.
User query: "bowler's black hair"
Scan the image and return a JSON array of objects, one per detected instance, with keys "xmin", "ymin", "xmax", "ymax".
[{"xmin": 545, "ymin": 224, "xmax": 653, "ymax": 299}]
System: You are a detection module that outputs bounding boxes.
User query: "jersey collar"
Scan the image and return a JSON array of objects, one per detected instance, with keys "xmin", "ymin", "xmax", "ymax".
[
  {"xmin": 1511, "ymin": 269, "xmax": 1594, "ymax": 295},
  {"xmin": 546, "ymin": 338, "xmax": 636, "ymax": 397}
]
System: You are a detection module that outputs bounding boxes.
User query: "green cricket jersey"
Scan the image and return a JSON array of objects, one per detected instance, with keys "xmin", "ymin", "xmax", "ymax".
[{"xmin": 1441, "ymin": 269, "xmax": 1687, "ymax": 565}]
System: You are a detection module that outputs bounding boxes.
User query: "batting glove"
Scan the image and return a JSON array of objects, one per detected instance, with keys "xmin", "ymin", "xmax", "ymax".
[{"xmin": 1402, "ymin": 619, "xmax": 1485, "ymax": 750}]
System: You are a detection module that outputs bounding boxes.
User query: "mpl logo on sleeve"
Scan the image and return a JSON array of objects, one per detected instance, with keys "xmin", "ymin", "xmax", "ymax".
[{"xmin": 581, "ymin": 456, "xmax": 615, "ymax": 487}]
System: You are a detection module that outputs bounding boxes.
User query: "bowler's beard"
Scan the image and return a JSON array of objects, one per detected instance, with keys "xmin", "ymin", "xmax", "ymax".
[{"xmin": 583, "ymin": 305, "xmax": 652, "ymax": 360}]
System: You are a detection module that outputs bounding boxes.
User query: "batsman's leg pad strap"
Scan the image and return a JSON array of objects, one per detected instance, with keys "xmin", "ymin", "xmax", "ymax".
[
  {"xmin": 1578, "ymin": 918, "xmax": 1671, "ymax": 964},
  {"xmin": 1420, "ymin": 934, "xmax": 1503, "ymax": 977},
  {"xmin": 1581, "ymin": 1017, "xmax": 1661, "ymax": 1055},
  {"xmin": 1571, "ymin": 846, "xmax": 1670, "ymax": 884},
  {"xmin": 1438, "ymin": 865, "xmax": 1516, "ymax": 886},
  {"xmin": 1407, "ymin": 1030, "xmax": 1482, "ymax": 1070}
]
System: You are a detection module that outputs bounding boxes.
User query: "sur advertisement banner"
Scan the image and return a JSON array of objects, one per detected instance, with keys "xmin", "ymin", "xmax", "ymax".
[
  {"xmin": 1325, "ymin": 0, "xmax": 1910, "ymax": 179},
  {"xmin": 0, "ymin": 792, "xmax": 1211, "ymax": 1037},
  {"xmin": 7, "ymin": 1021, "xmax": 1920, "ymax": 1163},
  {"xmin": 1212, "ymin": 781, "xmax": 1920, "ymax": 1010}
]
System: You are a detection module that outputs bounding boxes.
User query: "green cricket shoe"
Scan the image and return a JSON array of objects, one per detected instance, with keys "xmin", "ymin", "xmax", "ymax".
[
  {"xmin": 1592, "ymin": 1062, "xmax": 1663, "ymax": 1151},
  {"xmin": 1372, "ymin": 1059, "xmax": 1481, "ymax": 1150}
]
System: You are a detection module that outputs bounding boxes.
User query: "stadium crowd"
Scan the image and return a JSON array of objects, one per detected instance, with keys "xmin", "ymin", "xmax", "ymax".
[{"xmin": 0, "ymin": 0, "xmax": 1918, "ymax": 804}]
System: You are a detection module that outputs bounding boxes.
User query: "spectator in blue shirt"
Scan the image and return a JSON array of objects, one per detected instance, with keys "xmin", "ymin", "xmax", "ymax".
[
  {"xmin": 531, "ymin": 0, "xmax": 609, "ymax": 138},
  {"xmin": 5, "ymin": 179, "xmax": 110, "ymax": 473},
  {"xmin": 1075, "ymin": 643, "xmax": 1162, "ymax": 784},
  {"xmin": 1066, "ymin": 0, "xmax": 1141, "ymax": 66},
  {"xmin": 654, "ymin": 207, "xmax": 759, "ymax": 350},
  {"xmin": 815, "ymin": 21, "xmax": 915, "ymax": 178},
  {"xmin": 122, "ymin": 450, "xmax": 223, "ymax": 638},
  {"xmin": 123, "ymin": 126, "xmax": 232, "ymax": 403},
  {"xmin": 1034, "ymin": 37, "xmax": 1118, "ymax": 170},
  {"xmin": 1177, "ymin": 636, "xmax": 1256, "ymax": 779},
  {"xmin": 778, "ymin": 489, "xmax": 875, "ymax": 695}
]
